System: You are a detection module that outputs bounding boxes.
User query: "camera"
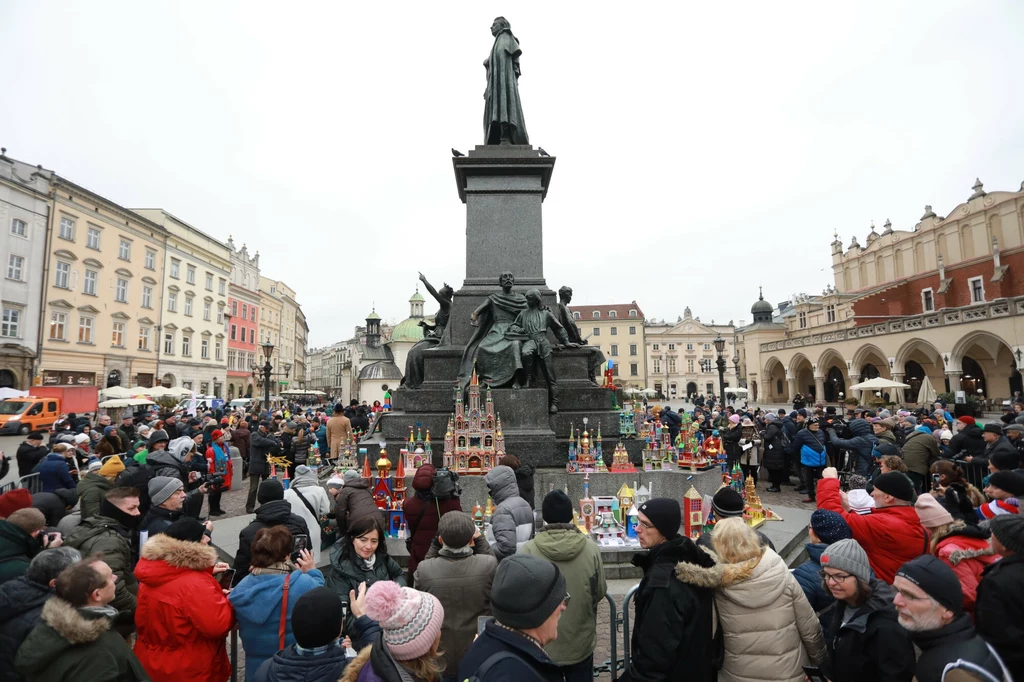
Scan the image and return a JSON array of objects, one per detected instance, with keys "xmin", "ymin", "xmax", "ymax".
[{"xmin": 203, "ymin": 473, "xmax": 226, "ymax": 488}]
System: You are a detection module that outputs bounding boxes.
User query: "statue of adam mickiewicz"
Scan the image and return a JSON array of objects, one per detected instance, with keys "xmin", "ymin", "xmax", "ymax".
[{"xmin": 483, "ymin": 16, "xmax": 529, "ymax": 145}]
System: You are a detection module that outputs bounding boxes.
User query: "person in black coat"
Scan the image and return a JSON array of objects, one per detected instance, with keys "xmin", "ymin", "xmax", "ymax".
[
  {"xmin": 947, "ymin": 418, "xmax": 986, "ymax": 460},
  {"xmin": 15, "ymin": 434, "xmax": 48, "ymax": 479},
  {"xmin": 30, "ymin": 490, "xmax": 77, "ymax": 528},
  {"xmin": 232, "ymin": 479, "xmax": 309, "ymax": 586},
  {"xmin": 620, "ymin": 499, "xmax": 715, "ymax": 682},
  {"xmin": 761, "ymin": 414, "xmax": 787, "ymax": 492},
  {"xmin": 0, "ymin": 546, "xmax": 82, "ymax": 682},
  {"xmin": 975, "ymin": 515, "xmax": 1024, "ymax": 680},
  {"xmin": 246, "ymin": 423, "xmax": 280, "ymax": 514},
  {"xmin": 661, "ymin": 407, "xmax": 683, "ymax": 446},
  {"xmin": 498, "ymin": 455, "xmax": 535, "ymax": 510}
]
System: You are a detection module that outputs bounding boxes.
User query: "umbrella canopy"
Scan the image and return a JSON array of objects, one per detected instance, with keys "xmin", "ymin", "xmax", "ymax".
[
  {"xmin": 0, "ymin": 387, "xmax": 28, "ymax": 400},
  {"xmin": 139, "ymin": 385, "xmax": 178, "ymax": 397},
  {"xmin": 917, "ymin": 376, "xmax": 938, "ymax": 405},
  {"xmin": 729, "ymin": 387, "xmax": 749, "ymax": 394},
  {"xmin": 99, "ymin": 385, "xmax": 135, "ymax": 399},
  {"xmin": 849, "ymin": 376, "xmax": 910, "ymax": 391},
  {"xmin": 98, "ymin": 398, "xmax": 154, "ymax": 408}
]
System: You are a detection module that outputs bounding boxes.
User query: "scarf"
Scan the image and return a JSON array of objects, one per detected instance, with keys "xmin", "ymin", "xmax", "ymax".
[
  {"xmin": 439, "ymin": 545, "xmax": 474, "ymax": 558},
  {"xmin": 210, "ymin": 443, "xmax": 228, "ymax": 474},
  {"xmin": 251, "ymin": 561, "xmax": 293, "ymax": 576},
  {"xmin": 359, "ymin": 553, "xmax": 377, "ymax": 571}
]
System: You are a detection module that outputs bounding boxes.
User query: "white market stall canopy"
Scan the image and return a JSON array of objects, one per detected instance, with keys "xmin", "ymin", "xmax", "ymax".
[
  {"xmin": 98, "ymin": 398, "xmax": 155, "ymax": 408},
  {"xmin": 849, "ymin": 376, "xmax": 911, "ymax": 391}
]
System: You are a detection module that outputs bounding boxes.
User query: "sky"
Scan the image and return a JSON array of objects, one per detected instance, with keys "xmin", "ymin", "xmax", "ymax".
[{"xmin": 3, "ymin": 2, "xmax": 1023, "ymax": 346}]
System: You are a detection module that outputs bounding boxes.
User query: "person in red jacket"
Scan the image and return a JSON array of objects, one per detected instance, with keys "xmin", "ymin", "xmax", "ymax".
[
  {"xmin": 401, "ymin": 464, "xmax": 461, "ymax": 586},
  {"xmin": 134, "ymin": 517, "xmax": 235, "ymax": 682},
  {"xmin": 204, "ymin": 429, "xmax": 233, "ymax": 517},
  {"xmin": 817, "ymin": 468, "xmax": 929, "ymax": 584}
]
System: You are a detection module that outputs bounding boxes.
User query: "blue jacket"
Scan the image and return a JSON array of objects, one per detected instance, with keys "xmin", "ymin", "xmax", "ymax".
[
  {"xmin": 794, "ymin": 428, "xmax": 826, "ymax": 466},
  {"xmin": 35, "ymin": 453, "xmax": 74, "ymax": 493},
  {"xmin": 251, "ymin": 615, "xmax": 379, "ymax": 682},
  {"xmin": 792, "ymin": 543, "xmax": 835, "ymax": 633},
  {"xmin": 314, "ymin": 425, "xmax": 328, "ymax": 456},
  {"xmin": 229, "ymin": 569, "xmax": 325, "ymax": 682},
  {"xmin": 828, "ymin": 419, "xmax": 877, "ymax": 462}
]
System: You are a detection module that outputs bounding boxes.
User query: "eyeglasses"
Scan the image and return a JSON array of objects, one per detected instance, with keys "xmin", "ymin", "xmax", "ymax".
[
  {"xmin": 819, "ymin": 570, "xmax": 853, "ymax": 584},
  {"xmin": 638, "ymin": 520, "xmax": 655, "ymax": 530}
]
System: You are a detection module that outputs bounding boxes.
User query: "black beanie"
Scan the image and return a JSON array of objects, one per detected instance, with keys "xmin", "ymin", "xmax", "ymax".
[
  {"xmin": 542, "ymin": 490, "xmax": 574, "ymax": 524},
  {"xmin": 637, "ymin": 498, "xmax": 680, "ymax": 539},
  {"xmin": 257, "ymin": 479, "xmax": 284, "ymax": 504},
  {"xmin": 873, "ymin": 471, "xmax": 916, "ymax": 502},
  {"xmin": 292, "ymin": 587, "xmax": 343, "ymax": 647},
  {"xmin": 896, "ymin": 554, "xmax": 963, "ymax": 616},
  {"xmin": 988, "ymin": 470, "xmax": 1024, "ymax": 497},
  {"xmin": 989, "ymin": 514, "xmax": 1024, "ymax": 555},
  {"xmin": 712, "ymin": 488, "xmax": 745, "ymax": 517},
  {"xmin": 164, "ymin": 517, "xmax": 206, "ymax": 543}
]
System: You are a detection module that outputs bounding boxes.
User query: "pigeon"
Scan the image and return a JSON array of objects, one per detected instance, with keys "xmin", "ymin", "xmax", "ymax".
[
  {"xmin": 451, "ymin": 148, "xmax": 465, "ymax": 157},
  {"xmin": 538, "ymin": 147, "xmax": 550, "ymax": 157}
]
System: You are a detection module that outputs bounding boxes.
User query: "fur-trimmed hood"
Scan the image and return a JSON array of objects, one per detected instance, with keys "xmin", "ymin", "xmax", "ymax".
[
  {"xmin": 15, "ymin": 599, "xmax": 111, "ymax": 674},
  {"xmin": 675, "ymin": 547, "xmax": 792, "ymax": 607},
  {"xmin": 339, "ymin": 644, "xmax": 372, "ymax": 682},
  {"xmin": 139, "ymin": 532, "xmax": 218, "ymax": 569}
]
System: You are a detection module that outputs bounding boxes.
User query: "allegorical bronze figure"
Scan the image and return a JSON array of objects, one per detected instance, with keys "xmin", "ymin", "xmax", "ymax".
[
  {"xmin": 506, "ymin": 289, "xmax": 574, "ymax": 413},
  {"xmin": 556, "ymin": 286, "xmax": 606, "ymax": 384},
  {"xmin": 401, "ymin": 272, "xmax": 454, "ymax": 389}
]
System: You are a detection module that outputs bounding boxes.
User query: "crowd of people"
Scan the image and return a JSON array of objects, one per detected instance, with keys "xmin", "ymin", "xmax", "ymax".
[{"xmin": 0, "ymin": 395, "xmax": 1021, "ymax": 681}]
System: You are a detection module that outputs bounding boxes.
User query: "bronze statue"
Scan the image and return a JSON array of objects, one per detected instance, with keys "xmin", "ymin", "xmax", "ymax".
[
  {"xmin": 556, "ymin": 286, "xmax": 606, "ymax": 384},
  {"xmin": 458, "ymin": 272, "xmax": 528, "ymax": 390},
  {"xmin": 507, "ymin": 289, "xmax": 574, "ymax": 413},
  {"xmin": 483, "ymin": 17, "xmax": 529, "ymax": 145},
  {"xmin": 401, "ymin": 273, "xmax": 454, "ymax": 389}
]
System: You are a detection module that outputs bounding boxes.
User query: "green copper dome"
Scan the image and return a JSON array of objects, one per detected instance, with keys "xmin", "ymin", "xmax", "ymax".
[{"xmin": 391, "ymin": 317, "xmax": 425, "ymax": 343}]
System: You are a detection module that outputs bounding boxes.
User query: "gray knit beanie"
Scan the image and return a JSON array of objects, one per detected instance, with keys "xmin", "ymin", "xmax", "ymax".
[
  {"xmin": 343, "ymin": 469, "xmax": 361, "ymax": 484},
  {"xmin": 820, "ymin": 538, "xmax": 872, "ymax": 583},
  {"xmin": 149, "ymin": 476, "xmax": 184, "ymax": 507},
  {"xmin": 491, "ymin": 554, "xmax": 567, "ymax": 629},
  {"xmin": 437, "ymin": 511, "xmax": 475, "ymax": 549}
]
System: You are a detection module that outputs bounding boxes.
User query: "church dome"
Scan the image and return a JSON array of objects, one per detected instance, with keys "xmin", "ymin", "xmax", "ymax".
[
  {"xmin": 750, "ymin": 287, "xmax": 773, "ymax": 323},
  {"xmin": 391, "ymin": 317, "xmax": 425, "ymax": 343}
]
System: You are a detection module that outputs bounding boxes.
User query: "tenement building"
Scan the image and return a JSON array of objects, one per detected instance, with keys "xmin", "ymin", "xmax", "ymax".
[
  {"xmin": 226, "ymin": 237, "xmax": 260, "ymax": 401},
  {"xmin": 738, "ymin": 179, "xmax": 1024, "ymax": 406},
  {"xmin": 645, "ymin": 308, "xmax": 738, "ymax": 400},
  {"xmin": 566, "ymin": 302, "xmax": 647, "ymax": 389}
]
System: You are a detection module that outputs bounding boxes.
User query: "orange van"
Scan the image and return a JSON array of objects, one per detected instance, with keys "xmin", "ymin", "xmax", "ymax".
[{"xmin": 0, "ymin": 397, "xmax": 62, "ymax": 435}]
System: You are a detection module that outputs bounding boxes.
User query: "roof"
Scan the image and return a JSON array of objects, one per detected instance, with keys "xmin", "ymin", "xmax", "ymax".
[
  {"xmin": 358, "ymin": 361, "xmax": 403, "ymax": 381},
  {"xmin": 366, "ymin": 310, "xmax": 381, "ymax": 321},
  {"xmin": 409, "ymin": 290, "xmax": 425, "ymax": 303},
  {"xmin": 391, "ymin": 317, "xmax": 426, "ymax": 343},
  {"xmin": 360, "ymin": 344, "xmax": 394, "ymax": 361},
  {"xmin": 568, "ymin": 301, "xmax": 645, "ymax": 320}
]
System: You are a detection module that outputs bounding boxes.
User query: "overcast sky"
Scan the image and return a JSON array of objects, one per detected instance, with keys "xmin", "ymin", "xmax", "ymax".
[{"xmin": 3, "ymin": 2, "xmax": 1023, "ymax": 346}]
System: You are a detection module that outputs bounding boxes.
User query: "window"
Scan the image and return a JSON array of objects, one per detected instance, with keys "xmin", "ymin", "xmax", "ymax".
[
  {"xmin": 219, "ymin": 278, "xmax": 226, "ymax": 295},
  {"xmin": 629, "ymin": 326, "xmax": 636, "ymax": 335},
  {"xmin": 54, "ymin": 261, "xmax": 70, "ymax": 289},
  {"xmin": 231, "ymin": 324, "xmax": 237, "ymax": 341},
  {"xmin": 59, "ymin": 217, "xmax": 75, "ymax": 240},
  {"xmin": 170, "ymin": 259, "xmax": 180, "ymax": 278},
  {"xmin": 686, "ymin": 343, "xmax": 694, "ymax": 351},
  {"xmin": 630, "ymin": 363, "xmax": 638, "ymax": 376},
  {"xmin": 668, "ymin": 343, "xmax": 675, "ymax": 350},
  {"xmin": 629, "ymin": 309, "xmax": 638, "ymax": 318},
  {"xmin": 164, "ymin": 332, "xmax": 174, "ymax": 354},
  {"xmin": 592, "ymin": 311, "xmax": 600, "ymax": 319},
  {"xmin": 83, "ymin": 269, "xmax": 97, "ymax": 295},
  {"xmin": 668, "ymin": 359, "xmax": 676, "ymax": 373},
  {"xmin": 138, "ymin": 327, "xmax": 150, "ymax": 351},
  {"xmin": 184, "ymin": 295, "xmax": 193, "ymax": 316},
  {"xmin": 167, "ymin": 291, "xmax": 177, "ymax": 312},
  {"xmin": 610, "ymin": 344, "xmax": 619, "ymax": 356},
  {"xmin": 573, "ymin": 311, "xmax": 581, "ymax": 320},
  {"xmin": 652, "ymin": 344, "xmax": 660, "ymax": 351},
  {"xmin": 231, "ymin": 301, "xmax": 238, "ymax": 316},
  {"xmin": 630, "ymin": 344, "xmax": 638, "ymax": 356},
  {"xmin": 653, "ymin": 359, "xmax": 661, "ymax": 373},
  {"xmin": 215, "ymin": 341, "xmax": 223, "ymax": 361},
  {"xmin": 969, "ymin": 277, "xmax": 984, "ymax": 303},
  {"xmin": 204, "ymin": 301, "xmax": 211, "ymax": 321},
  {"xmin": 592, "ymin": 327, "xmax": 600, "ymax": 337},
  {"xmin": 217, "ymin": 309, "xmax": 223, "ymax": 324},
  {"xmin": 242, "ymin": 305, "xmax": 248, "ymax": 320},
  {"xmin": 228, "ymin": 350, "xmax": 237, "ymax": 369},
  {"xmin": 78, "ymin": 316, "xmax": 93, "ymax": 343},
  {"xmin": 87, "ymin": 227, "xmax": 101, "ymax": 249},
  {"xmin": 118, "ymin": 239, "xmax": 131, "ymax": 260},
  {"xmin": 1, "ymin": 308, "xmax": 21, "ymax": 338},
  {"xmin": 201, "ymin": 339, "xmax": 209, "ymax": 359},
  {"xmin": 182, "ymin": 336, "xmax": 191, "ymax": 356},
  {"xmin": 205, "ymin": 273, "xmax": 213, "ymax": 290},
  {"xmin": 798, "ymin": 311, "xmax": 807, "ymax": 329},
  {"xmin": 703, "ymin": 343, "xmax": 711, "ymax": 351},
  {"xmin": 826, "ymin": 304, "xmax": 836, "ymax": 323},
  {"xmin": 688, "ymin": 359, "xmax": 695, "ymax": 372},
  {"xmin": 50, "ymin": 311, "xmax": 67, "ymax": 340},
  {"xmin": 186, "ymin": 265, "xmax": 196, "ymax": 284},
  {"xmin": 141, "ymin": 285, "xmax": 152, "ymax": 308},
  {"xmin": 270, "ymin": 285, "xmax": 276, "ymax": 294},
  {"xmin": 145, "ymin": 249, "xmax": 155, "ymax": 270},
  {"xmin": 610, "ymin": 326, "xmax": 617, "ymax": 336},
  {"xmin": 10, "ymin": 218, "xmax": 26, "ymax": 237},
  {"xmin": 115, "ymin": 278, "xmax": 128, "ymax": 303},
  {"xmin": 609, "ymin": 310, "xmax": 617, "ymax": 318},
  {"xmin": 921, "ymin": 288, "xmax": 935, "ymax": 312},
  {"xmin": 111, "ymin": 322, "xmax": 125, "ymax": 347},
  {"xmin": 7, "ymin": 255, "xmax": 24, "ymax": 281}
]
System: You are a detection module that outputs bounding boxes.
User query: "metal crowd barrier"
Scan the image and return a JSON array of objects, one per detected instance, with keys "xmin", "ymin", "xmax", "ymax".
[
  {"xmin": 230, "ymin": 626, "xmax": 238, "ymax": 682},
  {"xmin": 0, "ymin": 481, "xmax": 17, "ymax": 495},
  {"xmin": 18, "ymin": 473, "xmax": 41, "ymax": 494},
  {"xmin": 620, "ymin": 584, "xmax": 640, "ymax": 674}
]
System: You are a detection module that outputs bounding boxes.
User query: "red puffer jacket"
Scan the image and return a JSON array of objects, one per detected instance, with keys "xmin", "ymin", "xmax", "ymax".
[
  {"xmin": 134, "ymin": 533, "xmax": 235, "ymax": 682},
  {"xmin": 816, "ymin": 478, "xmax": 929, "ymax": 583},
  {"xmin": 401, "ymin": 464, "xmax": 462, "ymax": 579},
  {"xmin": 933, "ymin": 524, "xmax": 1000, "ymax": 617}
]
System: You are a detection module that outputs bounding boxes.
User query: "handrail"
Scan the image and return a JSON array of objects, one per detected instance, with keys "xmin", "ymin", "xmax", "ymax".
[{"xmin": 620, "ymin": 583, "xmax": 640, "ymax": 673}]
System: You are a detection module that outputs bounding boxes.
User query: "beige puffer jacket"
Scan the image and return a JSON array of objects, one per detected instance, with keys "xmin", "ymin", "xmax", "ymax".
[{"xmin": 676, "ymin": 547, "xmax": 826, "ymax": 682}]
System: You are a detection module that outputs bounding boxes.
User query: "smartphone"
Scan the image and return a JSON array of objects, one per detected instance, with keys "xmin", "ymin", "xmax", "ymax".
[
  {"xmin": 216, "ymin": 569, "xmax": 236, "ymax": 590},
  {"xmin": 803, "ymin": 666, "xmax": 827, "ymax": 682},
  {"xmin": 292, "ymin": 534, "xmax": 309, "ymax": 560},
  {"xmin": 932, "ymin": 473, "xmax": 941, "ymax": 489}
]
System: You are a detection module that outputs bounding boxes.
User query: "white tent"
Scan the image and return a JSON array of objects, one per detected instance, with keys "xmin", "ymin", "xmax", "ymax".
[
  {"xmin": 0, "ymin": 387, "xmax": 28, "ymax": 400},
  {"xmin": 98, "ymin": 398, "xmax": 155, "ymax": 408},
  {"xmin": 729, "ymin": 387, "xmax": 749, "ymax": 395},
  {"xmin": 99, "ymin": 385, "xmax": 135, "ymax": 400},
  {"xmin": 849, "ymin": 376, "xmax": 910, "ymax": 391}
]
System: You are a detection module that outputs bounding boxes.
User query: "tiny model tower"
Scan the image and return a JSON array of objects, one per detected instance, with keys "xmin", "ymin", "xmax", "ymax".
[
  {"xmin": 442, "ymin": 368, "xmax": 504, "ymax": 475},
  {"xmin": 579, "ymin": 472, "xmax": 596, "ymax": 532},
  {"xmin": 372, "ymin": 445, "xmax": 393, "ymax": 509},
  {"xmin": 405, "ymin": 426, "xmax": 433, "ymax": 470},
  {"xmin": 609, "ymin": 441, "xmax": 636, "ymax": 472},
  {"xmin": 683, "ymin": 485, "xmax": 704, "ymax": 539}
]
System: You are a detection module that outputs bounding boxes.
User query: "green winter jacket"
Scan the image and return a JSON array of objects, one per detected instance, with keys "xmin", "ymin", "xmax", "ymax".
[
  {"xmin": 67, "ymin": 516, "xmax": 137, "ymax": 613},
  {"xmin": 15, "ymin": 597, "xmax": 149, "ymax": 681},
  {"xmin": 519, "ymin": 523, "xmax": 607, "ymax": 665},
  {"xmin": 76, "ymin": 473, "xmax": 112, "ymax": 523},
  {"xmin": 0, "ymin": 520, "xmax": 39, "ymax": 585}
]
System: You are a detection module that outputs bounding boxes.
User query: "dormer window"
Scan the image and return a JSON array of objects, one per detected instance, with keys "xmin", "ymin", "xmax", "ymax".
[{"xmin": 593, "ymin": 311, "xmax": 600, "ymax": 319}]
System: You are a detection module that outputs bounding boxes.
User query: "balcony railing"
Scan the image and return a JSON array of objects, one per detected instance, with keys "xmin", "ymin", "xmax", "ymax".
[{"xmin": 759, "ymin": 297, "xmax": 1023, "ymax": 353}]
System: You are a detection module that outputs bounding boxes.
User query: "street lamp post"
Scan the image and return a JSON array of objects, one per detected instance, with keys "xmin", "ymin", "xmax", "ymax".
[
  {"xmin": 251, "ymin": 338, "xmax": 291, "ymax": 414},
  {"xmin": 714, "ymin": 334, "xmax": 727, "ymax": 407}
]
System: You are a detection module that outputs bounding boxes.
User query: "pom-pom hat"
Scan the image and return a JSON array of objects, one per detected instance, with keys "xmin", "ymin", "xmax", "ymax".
[{"xmin": 364, "ymin": 581, "xmax": 444, "ymax": 661}]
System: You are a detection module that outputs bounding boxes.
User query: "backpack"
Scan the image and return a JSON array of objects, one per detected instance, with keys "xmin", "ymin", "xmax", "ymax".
[
  {"xmin": 431, "ymin": 468, "xmax": 461, "ymax": 499},
  {"xmin": 778, "ymin": 425, "xmax": 792, "ymax": 453}
]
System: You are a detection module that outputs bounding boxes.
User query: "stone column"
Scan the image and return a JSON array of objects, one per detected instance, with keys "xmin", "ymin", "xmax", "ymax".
[
  {"xmin": 891, "ymin": 373, "xmax": 906, "ymax": 404},
  {"xmin": 786, "ymin": 375, "xmax": 797, "ymax": 404},
  {"xmin": 945, "ymin": 371, "xmax": 962, "ymax": 395},
  {"xmin": 848, "ymin": 374, "xmax": 861, "ymax": 404},
  {"xmin": 814, "ymin": 375, "xmax": 825, "ymax": 403}
]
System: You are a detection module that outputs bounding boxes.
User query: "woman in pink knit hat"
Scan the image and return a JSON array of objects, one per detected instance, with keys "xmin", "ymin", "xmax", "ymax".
[{"xmin": 342, "ymin": 580, "xmax": 446, "ymax": 682}]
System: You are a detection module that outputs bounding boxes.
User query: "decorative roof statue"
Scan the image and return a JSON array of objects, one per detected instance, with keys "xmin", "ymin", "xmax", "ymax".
[
  {"xmin": 921, "ymin": 205, "xmax": 937, "ymax": 220},
  {"xmin": 882, "ymin": 218, "xmax": 893, "ymax": 235},
  {"xmin": 483, "ymin": 17, "xmax": 529, "ymax": 145},
  {"xmin": 969, "ymin": 178, "xmax": 986, "ymax": 200}
]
